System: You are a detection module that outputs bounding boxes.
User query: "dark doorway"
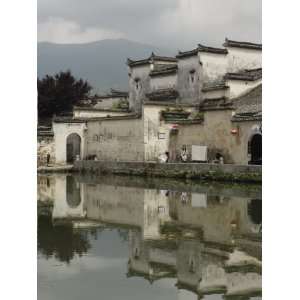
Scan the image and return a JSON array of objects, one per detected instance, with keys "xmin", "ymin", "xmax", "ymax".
[
  {"xmin": 249, "ymin": 134, "xmax": 262, "ymax": 165},
  {"xmin": 66, "ymin": 133, "xmax": 81, "ymax": 163},
  {"xmin": 248, "ymin": 199, "xmax": 262, "ymax": 225},
  {"xmin": 66, "ymin": 176, "xmax": 81, "ymax": 208}
]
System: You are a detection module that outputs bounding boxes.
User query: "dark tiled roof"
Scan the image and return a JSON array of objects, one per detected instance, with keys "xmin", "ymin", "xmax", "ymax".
[
  {"xmin": 110, "ymin": 89, "xmax": 129, "ymax": 97},
  {"xmin": 79, "ymin": 90, "xmax": 128, "ymax": 106},
  {"xmin": 146, "ymin": 88, "xmax": 179, "ymax": 101},
  {"xmin": 232, "ymin": 84, "xmax": 262, "ymax": 122},
  {"xmin": 223, "ymin": 38, "xmax": 262, "ymax": 50},
  {"xmin": 53, "ymin": 113, "xmax": 140, "ymax": 123},
  {"xmin": 143, "ymin": 101, "xmax": 199, "ymax": 107},
  {"xmin": 176, "ymin": 48, "xmax": 199, "ymax": 59},
  {"xmin": 200, "ymin": 97, "xmax": 233, "ymax": 111},
  {"xmin": 225, "ymin": 68, "xmax": 262, "ymax": 81},
  {"xmin": 73, "ymin": 106, "xmax": 130, "ymax": 113},
  {"xmin": 202, "ymin": 80, "xmax": 229, "ymax": 92},
  {"xmin": 150, "ymin": 64, "xmax": 178, "ymax": 77},
  {"xmin": 177, "ymin": 43, "xmax": 227, "ymax": 59},
  {"xmin": 198, "ymin": 44, "xmax": 228, "ymax": 54},
  {"xmin": 127, "ymin": 52, "xmax": 177, "ymax": 67},
  {"xmin": 164, "ymin": 119, "xmax": 204, "ymax": 125}
]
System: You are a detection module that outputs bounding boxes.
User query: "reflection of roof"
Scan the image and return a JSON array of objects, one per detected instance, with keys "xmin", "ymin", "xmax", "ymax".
[
  {"xmin": 146, "ymin": 88, "xmax": 179, "ymax": 101},
  {"xmin": 232, "ymin": 84, "xmax": 262, "ymax": 122},
  {"xmin": 223, "ymin": 38, "xmax": 262, "ymax": 50},
  {"xmin": 225, "ymin": 68, "xmax": 262, "ymax": 81},
  {"xmin": 150, "ymin": 64, "xmax": 178, "ymax": 77},
  {"xmin": 127, "ymin": 52, "xmax": 177, "ymax": 67}
]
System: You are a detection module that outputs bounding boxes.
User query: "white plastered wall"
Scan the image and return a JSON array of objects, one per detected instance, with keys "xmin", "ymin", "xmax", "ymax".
[
  {"xmin": 73, "ymin": 110, "xmax": 129, "ymax": 119},
  {"xmin": 227, "ymin": 79, "xmax": 261, "ymax": 99},
  {"xmin": 53, "ymin": 122, "xmax": 87, "ymax": 164},
  {"xmin": 226, "ymin": 47, "xmax": 262, "ymax": 72},
  {"xmin": 199, "ymin": 52, "xmax": 228, "ymax": 82}
]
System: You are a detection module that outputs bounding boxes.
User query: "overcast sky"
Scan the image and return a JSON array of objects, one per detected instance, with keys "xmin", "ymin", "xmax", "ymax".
[{"xmin": 38, "ymin": 0, "xmax": 261, "ymax": 50}]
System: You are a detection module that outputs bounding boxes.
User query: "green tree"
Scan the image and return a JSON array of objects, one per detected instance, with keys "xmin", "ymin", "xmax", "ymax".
[{"xmin": 38, "ymin": 70, "xmax": 92, "ymax": 122}]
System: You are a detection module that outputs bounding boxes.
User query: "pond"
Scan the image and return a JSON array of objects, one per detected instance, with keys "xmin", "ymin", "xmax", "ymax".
[{"xmin": 37, "ymin": 174, "xmax": 262, "ymax": 300}]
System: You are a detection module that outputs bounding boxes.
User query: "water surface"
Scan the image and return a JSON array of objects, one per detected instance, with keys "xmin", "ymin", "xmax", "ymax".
[{"xmin": 38, "ymin": 174, "xmax": 262, "ymax": 300}]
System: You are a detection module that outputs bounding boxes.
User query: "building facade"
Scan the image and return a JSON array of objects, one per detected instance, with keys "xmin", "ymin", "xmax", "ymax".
[{"xmin": 49, "ymin": 38, "xmax": 262, "ymax": 165}]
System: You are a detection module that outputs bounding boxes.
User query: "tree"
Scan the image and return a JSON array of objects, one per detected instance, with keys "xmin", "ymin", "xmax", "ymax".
[{"xmin": 38, "ymin": 70, "xmax": 92, "ymax": 122}]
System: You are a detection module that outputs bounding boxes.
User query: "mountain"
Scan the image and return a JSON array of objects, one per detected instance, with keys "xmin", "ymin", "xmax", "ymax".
[{"xmin": 37, "ymin": 39, "xmax": 174, "ymax": 93}]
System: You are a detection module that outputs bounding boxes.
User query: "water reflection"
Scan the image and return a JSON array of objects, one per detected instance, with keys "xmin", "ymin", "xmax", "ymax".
[
  {"xmin": 38, "ymin": 215, "xmax": 91, "ymax": 263},
  {"xmin": 38, "ymin": 174, "xmax": 262, "ymax": 300}
]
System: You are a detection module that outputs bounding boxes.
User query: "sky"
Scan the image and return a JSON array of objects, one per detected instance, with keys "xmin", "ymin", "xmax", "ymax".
[{"xmin": 38, "ymin": 0, "xmax": 261, "ymax": 50}]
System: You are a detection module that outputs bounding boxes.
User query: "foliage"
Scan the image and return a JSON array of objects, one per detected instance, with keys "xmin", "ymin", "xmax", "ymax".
[{"xmin": 38, "ymin": 70, "xmax": 92, "ymax": 121}]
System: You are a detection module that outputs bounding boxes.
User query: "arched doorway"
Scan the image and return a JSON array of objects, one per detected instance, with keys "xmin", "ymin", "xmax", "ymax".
[
  {"xmin": 66, "ymin": 133, "xmax": 81, "ymax": 163},
  {"xmin": 249, "ymin": 134, "xmax": 262, "ymax": 165}
]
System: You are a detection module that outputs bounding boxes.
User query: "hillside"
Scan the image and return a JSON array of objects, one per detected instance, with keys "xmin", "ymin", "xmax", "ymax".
[{"xmin": 37, "ymin": 39, "xmax": 174, "ymax": 92}]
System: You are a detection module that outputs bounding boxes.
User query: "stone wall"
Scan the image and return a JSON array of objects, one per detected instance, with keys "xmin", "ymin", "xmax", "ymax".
[
  {"xmin": 174, "ymin": 110, "xmax": 261, "ymax": 165},
  {"xmin": 86, "ymin": 117, "xmax": 145, "ymax": 161},
  {"xmin": 74, "ymin": 161, "xmax": 262, "ymax": 183}
]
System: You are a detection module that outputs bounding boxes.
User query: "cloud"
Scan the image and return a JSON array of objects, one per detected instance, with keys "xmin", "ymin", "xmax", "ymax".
[
  {"xmin": 38, "ymin": 17, "xmax": 124, "ymax": 44},
  {"xmin": 38, "ymin": 0, "xmax": 261, "ymax": 48}
]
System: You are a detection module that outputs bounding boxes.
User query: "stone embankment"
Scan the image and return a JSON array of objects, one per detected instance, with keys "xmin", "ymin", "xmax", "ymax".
[
  {"xmin": 37, "ymin": 164, "xmax": 74, "ymax": 173},
  {"xmin": 72, "ymin": 161, "xmax": 261, "ymax": 183}
]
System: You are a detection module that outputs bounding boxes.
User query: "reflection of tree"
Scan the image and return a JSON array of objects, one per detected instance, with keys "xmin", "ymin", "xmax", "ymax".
[{"xmin": 38, "ymin": 215, "xmax": 91, "ymax": 264}]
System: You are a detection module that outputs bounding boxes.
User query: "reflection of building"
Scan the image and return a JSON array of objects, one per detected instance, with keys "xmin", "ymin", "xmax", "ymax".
[
  {"xmin": 38, "ymin": 175, "xmax": 86, "ymax": 220},
  {"xmin": 127, "ymin": 229, "xmax": 261, "ymax": 299},
  {"xmin": 37, "ymin": 175, "xmax": 261, "ymax": 298}
]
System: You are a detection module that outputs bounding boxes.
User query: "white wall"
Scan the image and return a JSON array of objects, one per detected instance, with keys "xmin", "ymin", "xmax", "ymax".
[
  {"xmin": 199, "ymin": 52, "xmax": 228, "ymax": 83},
  {"xmin": 150, "ymin": 74, "xmax": 177, "ymax": 90},
  {"xmin": 227, "ymin": 79, "xmax": 261, "ymax": 99},
  {"xmin": 202, "ymin": 89, "xmax": 228, "ymax": 100},
  {"xmin": 53, "ymin": 122, "xmax": 87, "ymax": 164},
  {"xmin": 143, "ymin": 104, "xmax": 196, "ymax": 161},
  {"xmin": 52, "ymin": 175, "xmax": 86, "ymax": 219},
  {"xmin": 73, "ymin": 109, "xmax": 129, "ymax": 119},
  {"xmin": 226, "ymin": 47, "xmax": 262, "ymax": 72}
]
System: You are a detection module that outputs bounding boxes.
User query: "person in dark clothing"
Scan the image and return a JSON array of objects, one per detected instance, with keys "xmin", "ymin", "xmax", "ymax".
[
  {"xmin": 46, "ymin": 153, "xmax": 50, "ymax": 166},
  {"xmin": 165, "ymin": 152, "xmax": 169, "ymax": 163}
]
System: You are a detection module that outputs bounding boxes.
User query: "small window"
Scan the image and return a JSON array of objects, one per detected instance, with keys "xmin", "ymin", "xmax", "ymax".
[
  {"xmin": 191, "ymin": 74, "xmax": 195, "ymax": 83},
  {"xmin": 189, "ymin": 70, "xmax": 195, "ymax": 84},
  {"xmin": 158, "ymin": 132, "xmax": 166, "ymax": 139}
]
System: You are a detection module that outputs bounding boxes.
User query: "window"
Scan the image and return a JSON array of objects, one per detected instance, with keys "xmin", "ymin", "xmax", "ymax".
[
  {"xmin": 189, "ymin": 69, "xmax": 196, "ymax": 84},
  {"xmin": 134, "ymin": 78, "xmax": 141, "ymax": 90}
]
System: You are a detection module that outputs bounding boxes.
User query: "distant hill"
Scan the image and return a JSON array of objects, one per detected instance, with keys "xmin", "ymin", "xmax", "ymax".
[{"xmin": 37, "ymin": 39, "xmax": 174, "ymax": 93}]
